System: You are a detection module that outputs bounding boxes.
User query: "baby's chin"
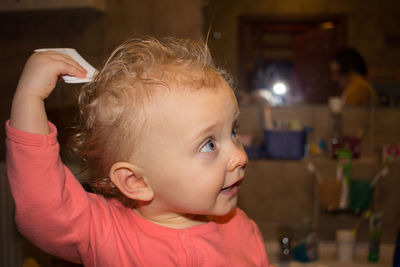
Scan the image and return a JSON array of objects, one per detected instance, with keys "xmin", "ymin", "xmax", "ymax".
[
  {"xmin": 185, "ymin": 199, "xmax": 238, "ymax": 221},
  {"xmin": 209, "ymin": 201, "xmax": 238, "ymax": 217},
  {"xmin": 211, "ymin": 207, "xmax": 238, "ymax": 223}
]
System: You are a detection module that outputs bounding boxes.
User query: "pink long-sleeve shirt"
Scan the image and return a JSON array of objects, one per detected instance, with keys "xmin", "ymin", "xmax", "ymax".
[{"xmin": 6, "ymin": 121, "xmax": 271, "ymax": 267}]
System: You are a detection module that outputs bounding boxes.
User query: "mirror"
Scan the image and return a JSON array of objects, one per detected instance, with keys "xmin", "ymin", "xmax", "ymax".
[
  {"xmin": 202, "ymin": 1, "xmax": 400, "ymax": 107},
  {"xmin": 236, "ymin": 15, "xmax": 346, "ymax": 105}
]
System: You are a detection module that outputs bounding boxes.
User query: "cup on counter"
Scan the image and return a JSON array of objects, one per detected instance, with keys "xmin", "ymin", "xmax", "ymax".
[
  {"xmin": 336, "ymin": 229, "xmax": 356, "ymax": 262},
  {"xmin": 318, "ymin": 177, "xmax": 342, "ymax": 211}
]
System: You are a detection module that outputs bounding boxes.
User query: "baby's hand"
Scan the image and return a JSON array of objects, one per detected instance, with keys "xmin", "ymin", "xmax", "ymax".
[
  {"xmin": 15, "ymin": 51, "xmax": 87, "ymax": 100},
  {"xmin": 10, "ymin": 52, "xmax": 87, "ymax": 134}
]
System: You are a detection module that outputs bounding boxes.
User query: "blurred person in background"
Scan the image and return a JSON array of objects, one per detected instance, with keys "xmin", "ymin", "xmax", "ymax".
[{"xmin": 331, "ymin": 48, "xmax": 376, "ymax": 106}]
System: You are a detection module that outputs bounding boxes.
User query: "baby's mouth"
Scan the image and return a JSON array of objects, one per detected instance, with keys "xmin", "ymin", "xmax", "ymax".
[{"xmin": 221, "ymin": 180, "xmax": 243, "ymax": 192}]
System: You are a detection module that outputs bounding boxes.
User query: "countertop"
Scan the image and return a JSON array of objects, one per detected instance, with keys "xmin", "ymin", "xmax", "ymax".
[{"xmin": 265, "ymin": 241, "xmax": 395, "ymax": 267}]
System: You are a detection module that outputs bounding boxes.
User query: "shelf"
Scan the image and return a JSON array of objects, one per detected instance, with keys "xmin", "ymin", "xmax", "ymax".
[
  {"xmin": 249, "ymin": 157, "xmax": 380, "ymax": 165},
  {"xmin": 0, "ymin": 0, "xmax": 105, "ymax": 12},
  {"xmin": 308, "ymin": 157, "xmax": 380, "ymax": 165}
]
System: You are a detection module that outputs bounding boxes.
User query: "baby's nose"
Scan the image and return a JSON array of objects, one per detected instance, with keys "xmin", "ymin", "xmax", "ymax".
[{"xmin": 226, "ymin": 145, "xmax": 248, "ymax": 172}]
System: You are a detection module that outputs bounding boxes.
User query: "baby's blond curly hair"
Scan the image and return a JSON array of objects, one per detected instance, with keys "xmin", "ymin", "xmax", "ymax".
[{"xmin": 70, "ymin": 37, "xmax": 232, "ymax": 208}]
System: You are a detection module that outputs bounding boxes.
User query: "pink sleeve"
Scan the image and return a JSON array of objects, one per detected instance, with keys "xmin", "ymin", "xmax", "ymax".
[{"xmin": 6, "ymin": 121, "xmax": 95, "ymax": 263}]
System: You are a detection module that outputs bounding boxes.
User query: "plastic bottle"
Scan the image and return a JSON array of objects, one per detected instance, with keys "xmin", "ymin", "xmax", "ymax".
[
  {"xmin": 337, "ymin": 149, "xmax": 352, "ymax": 210},
  {"xmin": 368, "ymin": 213, "xmax": 383, "ymax": 262},
  {"xmin": 293, "ymin": 217, "xmax": 319, "ymax": 262},
  {"xmin": 328, "ymin": 97, "xmax": 343, "ymax": 159}
]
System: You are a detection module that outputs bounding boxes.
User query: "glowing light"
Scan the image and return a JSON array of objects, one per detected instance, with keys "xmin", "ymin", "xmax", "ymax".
[{"xmin": 272, "ymin": 82, "xmax": 287, "ymax": 95}]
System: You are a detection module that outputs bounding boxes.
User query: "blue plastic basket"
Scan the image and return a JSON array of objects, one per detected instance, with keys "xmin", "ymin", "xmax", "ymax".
[{"xmin": 264, "ymin": 130, "xmax": 305, "ymax": 160}]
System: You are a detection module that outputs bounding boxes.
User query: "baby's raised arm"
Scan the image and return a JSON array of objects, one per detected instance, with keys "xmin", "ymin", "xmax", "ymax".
[
  {"xmin": 7, "ymin": 52, "xmax": 96, "ymax": 263},
  {"xmin": 10, "ymin": 52, "xmax": 86, "ymax": 134}
]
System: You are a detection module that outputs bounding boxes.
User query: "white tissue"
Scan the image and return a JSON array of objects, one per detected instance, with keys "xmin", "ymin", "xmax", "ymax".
[{"xmin": 34, "ymin": 48, "xmax": 97, "ymax": 83}]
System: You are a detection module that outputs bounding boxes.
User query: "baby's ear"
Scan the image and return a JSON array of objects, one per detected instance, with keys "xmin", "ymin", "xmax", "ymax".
[{"xmin": 109, "ymin": 162, "xmax": 154, "ymax": 202}]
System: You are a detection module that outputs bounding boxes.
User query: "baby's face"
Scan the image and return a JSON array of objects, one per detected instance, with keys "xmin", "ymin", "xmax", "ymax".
[{"xmin": 135, "ymin": 78, "xmax": 248, "ymax": 217}]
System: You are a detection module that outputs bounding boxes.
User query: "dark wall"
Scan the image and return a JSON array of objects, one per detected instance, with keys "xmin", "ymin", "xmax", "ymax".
[{"xmin": 0, "ymin": 0, "xmax": 203, "ymax": 160}]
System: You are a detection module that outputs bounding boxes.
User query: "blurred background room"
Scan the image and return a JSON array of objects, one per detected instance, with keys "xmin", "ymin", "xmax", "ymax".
[{"xmin": 1, "ymin": 0, "xmax": 400, "ymax": 266}]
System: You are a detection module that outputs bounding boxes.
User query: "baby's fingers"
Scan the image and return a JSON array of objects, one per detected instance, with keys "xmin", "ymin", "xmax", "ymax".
[
  {"xmin": 61, "ymin": 58, "xmax": 88, "ymax": 79},
  {"xmin": 16, "ymin": 52, "xmax": 87, "ymax": 100},
  {"xmin": 45, "ymin": 52, "xmax": 87, "ymax": 78}
]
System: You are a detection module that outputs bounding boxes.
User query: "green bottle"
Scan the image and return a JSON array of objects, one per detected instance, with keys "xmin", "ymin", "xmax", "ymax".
[{"xmin": 368, "ymin": 213, "xmax": 382, "ymax": 262}]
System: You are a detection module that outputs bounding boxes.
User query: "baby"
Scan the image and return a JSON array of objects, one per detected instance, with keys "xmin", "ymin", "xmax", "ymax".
[{"xmin": 7, "ymin": 37, "xmax": 271, "ymax": 266}]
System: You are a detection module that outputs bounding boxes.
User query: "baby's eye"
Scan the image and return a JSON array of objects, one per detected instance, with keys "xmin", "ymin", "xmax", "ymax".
[
  {"xmin": 232, "ymin": 128, "xmax": 238, "ymax": 139},
  {"xmin": 200, "ymin": 140, "xmax": 217, "ymax": 153},
  {"xmin": 232, "ymin": 123, "xmax": 240, "ymax": 139}
]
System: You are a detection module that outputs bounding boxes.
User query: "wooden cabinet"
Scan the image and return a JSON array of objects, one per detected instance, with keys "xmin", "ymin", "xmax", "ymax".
[{"xmin": 0, "ymin": 0, "xmax": 105, "ymax": 12}]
